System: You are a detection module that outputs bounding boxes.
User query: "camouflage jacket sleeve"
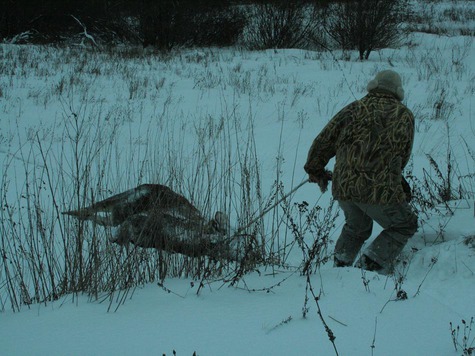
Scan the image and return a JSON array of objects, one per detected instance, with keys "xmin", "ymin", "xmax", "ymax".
[{"xmin": 304, "ymin": 101, "xmax": 358, "ymax": 175}]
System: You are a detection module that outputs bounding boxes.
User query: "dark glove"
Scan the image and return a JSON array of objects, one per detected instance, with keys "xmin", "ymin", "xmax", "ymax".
[
  {"xmin": 401, "ymin": 176, "xmax": 412, "ymax": 202},
  {"xmin": 308, "ymin": 170, "xmax": 333, "ymax": 193}
]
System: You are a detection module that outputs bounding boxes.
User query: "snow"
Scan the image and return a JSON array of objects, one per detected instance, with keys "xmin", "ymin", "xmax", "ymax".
[
  {"xmin": 1, "ymin": 2, "xmax": 475, "ymax": 355},
  {"xmin": 1, "ymin": 227, "xmax": 474, "ymax": 356}
]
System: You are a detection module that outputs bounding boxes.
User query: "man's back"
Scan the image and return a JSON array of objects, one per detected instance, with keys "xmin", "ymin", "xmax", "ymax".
[{"xmin": 332, "ymin": 91, "xmax": 415, "ymax": 204}]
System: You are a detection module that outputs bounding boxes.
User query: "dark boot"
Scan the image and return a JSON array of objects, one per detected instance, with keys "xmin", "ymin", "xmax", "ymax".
[
  {"xmin": 333, "ymin": 256, "xmax": 352, "ymax": 268},
  {"xmin": 355, "ymin": 255, "xmax": 383, "ymax": 273}
]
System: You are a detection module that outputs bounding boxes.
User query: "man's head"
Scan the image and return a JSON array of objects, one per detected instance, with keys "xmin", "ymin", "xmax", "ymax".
[{"xmin": 367, "ymin": 70, "xmax": 404, "ymax": 101}]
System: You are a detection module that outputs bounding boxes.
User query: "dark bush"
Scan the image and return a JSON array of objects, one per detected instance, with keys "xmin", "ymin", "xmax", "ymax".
[
  {"xmin": 324, "ymin": 0, "xmax": 412, "ymax": 60},
  {"xmin": 242, "ymin": 0, "xmax": 328, "ymax": 50},
  {"xmin": 187, "ymin": 7, "xmax": 247, "ymax": 47},
  {"xmin": 140, "ymin": 0, "xmax": 246, "ymax": 49},
  {"xmin": 1, "ymin": 0, "xmax": 244, "ymax": 47},
  {"xmin": 1, "ymin": 0, "xmax": 134, "ymax": 44}
]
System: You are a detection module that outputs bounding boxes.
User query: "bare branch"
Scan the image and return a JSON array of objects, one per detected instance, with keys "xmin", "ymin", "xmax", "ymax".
[{"xmin": 70, "ymin": 15, "xmax": 100, "ymax": 48}]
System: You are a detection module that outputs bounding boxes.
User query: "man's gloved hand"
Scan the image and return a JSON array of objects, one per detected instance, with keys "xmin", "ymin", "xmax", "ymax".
[{"xmin": 308, "ymin": 170, "xmax": 333, "ymax": 193}]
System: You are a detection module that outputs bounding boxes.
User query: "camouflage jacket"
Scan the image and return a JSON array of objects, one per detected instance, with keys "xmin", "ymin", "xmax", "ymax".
[{"xmin": 304, "ymin": 91, "xmax": 415, "ymax": 205}]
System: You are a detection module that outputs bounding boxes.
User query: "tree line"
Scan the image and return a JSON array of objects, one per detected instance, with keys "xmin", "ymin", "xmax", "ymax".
[{"xmin": 1, "ymin": 0, "xmax": 410, "ymax": 60}]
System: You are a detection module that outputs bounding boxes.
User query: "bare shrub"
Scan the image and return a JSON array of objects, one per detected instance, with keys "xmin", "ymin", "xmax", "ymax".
[
  {"xmin": 281, "ymin": 198, "xmax": 339, "ymax": 274},
  {"xmin": 0, "ymin": 46, "xmax": 302, "ymax": 311},
  {"xmin": 140, "ymin": 0, "xmax": 246, "ymax": 49},
  {"xmin": 242, "ymin": 1, "xmax": 326, "ymax": 50},
  {"xmin": 450, "ymin": 317, "xmax": 475, "ymax": 356},
  {"xmin": 406, "ymin": 1, "xmax": 475, "ymax": 36},
  {"xmin": 324, "ymin": 0, "xmax": 411, "ymax": 60}
]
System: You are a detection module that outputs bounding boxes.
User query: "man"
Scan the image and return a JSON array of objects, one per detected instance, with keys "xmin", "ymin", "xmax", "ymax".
[{"xmin": 304, "ymin": 70, "xmax": 418, "ymax": 274}]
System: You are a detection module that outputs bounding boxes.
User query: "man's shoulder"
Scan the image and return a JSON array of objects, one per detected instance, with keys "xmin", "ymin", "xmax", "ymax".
[
  {"xmin": 365, "ymin": 92, "xmax": 413, "ymax": 112},
  {"xmin": 337, "ymin": 98, "xmax": 364, "ymax": 114},
  {"xmin": 397, "ymin": 101, "xmax": 414, "ymax": 118}
]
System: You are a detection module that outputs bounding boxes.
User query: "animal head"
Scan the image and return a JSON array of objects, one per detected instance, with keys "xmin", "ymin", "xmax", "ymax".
[{"xmin": 204, "ymin": 211, "xmax": 229, "ymax": 235}]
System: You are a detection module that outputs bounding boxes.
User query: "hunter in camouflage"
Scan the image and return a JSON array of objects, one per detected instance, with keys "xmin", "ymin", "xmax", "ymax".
[{"xmin": 304, "ymin": 70, "xmax": 418, "ymax": 274}]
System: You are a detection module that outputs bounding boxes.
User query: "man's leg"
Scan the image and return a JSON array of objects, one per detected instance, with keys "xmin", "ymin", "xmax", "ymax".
[
  {"xmin": 334, "ymin": 201, "xmax": 374, "ymax": 266},
  {"xmin": 357, "ymin": 202, "xmax": 418, "ymax": 272}
]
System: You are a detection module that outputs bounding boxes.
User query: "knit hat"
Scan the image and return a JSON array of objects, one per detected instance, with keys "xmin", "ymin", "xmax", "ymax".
[{"xmin": 367, "ymin": 70, "xmax": 404, "ymax": 101}]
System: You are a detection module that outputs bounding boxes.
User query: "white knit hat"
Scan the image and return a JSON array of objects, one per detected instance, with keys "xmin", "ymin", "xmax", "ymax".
[{"xmin": 367, "ymin": 70, "xmax": 404, "ymax": 101}]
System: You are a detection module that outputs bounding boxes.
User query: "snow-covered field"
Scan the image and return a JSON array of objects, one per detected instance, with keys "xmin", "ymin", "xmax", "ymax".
[{"xmin": 1, "ymin": 2, "xmax": 475, "ymax": 355}]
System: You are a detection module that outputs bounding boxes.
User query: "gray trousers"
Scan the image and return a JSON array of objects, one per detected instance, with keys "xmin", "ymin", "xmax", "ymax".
[{"xmin": 335, "ymin": 200, "xmax": 418, "ymax": 270}]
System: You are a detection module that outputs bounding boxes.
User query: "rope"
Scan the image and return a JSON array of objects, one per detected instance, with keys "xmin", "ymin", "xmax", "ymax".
[{"xmin": 233, "ymin": 179, "xmax": 309, "ymax": 236}]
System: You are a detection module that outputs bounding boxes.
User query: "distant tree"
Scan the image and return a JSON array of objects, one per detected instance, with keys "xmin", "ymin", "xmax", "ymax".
[
  {"xmin": 0, "ymin": 0, "xmax": 134, "ymax": 44},
  {"xmin": 1, "ymin": 0, "xmax": 39, "ymax": 40},
  {"xmin": 242, "ymin": 0, "xmax": 329, "ymax": 50},
  {"xmin": 140, "ymin": 0, "xmax": 176, "ymax": 49},
  {"xmin": 187, "ymin": 4, "xmax": 246, "ymax": 47},
  {"xmin": 325, "ymin": 0, "xmax": 411, "ymax": 60},
  {"xmin": 140, "ymin": 0, "xmax": 245, "ymax": 49}
]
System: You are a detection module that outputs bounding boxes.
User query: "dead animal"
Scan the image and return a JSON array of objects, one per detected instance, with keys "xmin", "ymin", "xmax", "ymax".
[{"xmin": 63, "ymin": 184, "xmax": 247, "ymax": 261}]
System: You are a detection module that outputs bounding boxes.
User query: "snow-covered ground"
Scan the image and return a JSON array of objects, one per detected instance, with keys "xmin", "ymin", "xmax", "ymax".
[
  {"xmin": 1, "ymin": 2, "xmax": 475, "ymax": 355},
  {"xmin": 1, "ymin": 205, "xmax": 475, "ymax": 356}
]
